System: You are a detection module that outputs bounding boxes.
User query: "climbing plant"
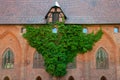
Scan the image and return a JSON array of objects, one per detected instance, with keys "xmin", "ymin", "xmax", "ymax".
[{"xmin": 23, "ymin": 22, "xmax": 103, "ymax": 77}]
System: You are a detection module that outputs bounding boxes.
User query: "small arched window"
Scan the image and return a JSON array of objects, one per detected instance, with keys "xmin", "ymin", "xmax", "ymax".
[
  {"xmin": 2, "ymin": 48, "xmax": 14, "ymax": 69},
  {"xmin": 36, "ymin": 76, "xmax": 42, "ymax": 80},
  {"xmin": 33, "ymin": 52, "xmax": 44, "ymax": 68},
  {"xmin": 100, "ymin": 76, "xmax": 107, "ymax": 80},
  {"xmin": 3, "ymin": 76, "xmax": 10, "ymax": 80},
  {"xmin": 96, "ymin": 47, "xmax": 109, "ymax": 69},
  {"xmin": 68, "ymin": 76, "xmax": 74, "ymax": 80}
]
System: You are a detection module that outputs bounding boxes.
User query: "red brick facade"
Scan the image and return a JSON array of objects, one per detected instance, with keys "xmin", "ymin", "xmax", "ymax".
[{"xmin": 0, "ymin": 25, "xmax": 120, "ymax": 80}]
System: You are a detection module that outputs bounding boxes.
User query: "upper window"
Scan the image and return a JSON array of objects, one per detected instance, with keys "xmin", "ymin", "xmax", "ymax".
[
  {"xmin": 21, "ymin": 27, "xmax": 26, "ymax": 33},
  {"xmin": 45, "ymin": 2, "xmax": 66, "ymax": 23},
  {"xmin": 114, "ymin": 27, "xmax": 119, "ymax": 33},
  {"xmin": 83, "ymin": 28, "xmax": 88, "ymax": 33},
  {"xmin": 96, "ymin": 47, "xmax": 109, "ymax": 69},
  {"xmin": 52, "ymin": 12, "xmax": 59, "ymax": 23},
  {"xmin": 2, "ymin": 48, "xmax": 14, "ymax": 69},
  {"xmin": 52, "ymin": 28, "xmax": 58, "ymax": 33},
  {"xmin": 33, "ymin": 52, "xmax": 44, "ymax": 68}
]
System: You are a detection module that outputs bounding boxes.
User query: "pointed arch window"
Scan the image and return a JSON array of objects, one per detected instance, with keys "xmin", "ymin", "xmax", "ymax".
[
  {"xmin": 2, "ymin": 48, "xmax": 14, "ymax": 69},
  {"xmin": 96, "ymin": 48, "xmax": 109, "ymax": 69},
  {"xmin": 33, "ymin": 52, "xmax": 44, "ymax": 68},
  {"xmin": 3, "ymin": 76, "xmax": 10, "ymax": 80}
]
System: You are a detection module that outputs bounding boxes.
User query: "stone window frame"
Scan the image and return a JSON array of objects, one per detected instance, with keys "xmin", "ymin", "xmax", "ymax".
[
  {"xmin": 96, "ymin": 47, "xmax": 109, "ymax": 69},
  {"xmin": 2, "ymin": 48, "xmax": 14, "ymax": 69}
]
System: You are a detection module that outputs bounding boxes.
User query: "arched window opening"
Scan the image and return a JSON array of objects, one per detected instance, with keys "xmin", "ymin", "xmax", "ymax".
[
  {"xmin": 96, "ymin": 47, "xmax": 109, "ymax": 69},
  {"xmin": 2, "ymin": 48, "xmax": 14, "ymax": 69},
  {"xmin": 100, "ymin": 76, "xmax": 107, "ymax": 80},
  {"xmin": 33, "ymin": 52, "xmax": 44, "ymax": 68},
  {"xmin": 36, "ymin": 76, "xmax": 42, "ymax": 80},
  {"xmin": 4, "ymin": 76, "xmax": 10, "ymax": 80},
  {"xmin": 68, "ymin": 76, "xmax": 74, "ymax": 80}
]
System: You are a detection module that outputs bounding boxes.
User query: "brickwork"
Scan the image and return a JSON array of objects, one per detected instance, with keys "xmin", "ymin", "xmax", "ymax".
[{"xmin": 0, "ymin": 25, "xmax": 119, "ymax": 80}]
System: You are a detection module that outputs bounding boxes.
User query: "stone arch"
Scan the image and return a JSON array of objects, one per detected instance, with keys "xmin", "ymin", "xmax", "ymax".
[{"xmin": 0, "ymin": 30, "xmax": 22, "ymax": 80}]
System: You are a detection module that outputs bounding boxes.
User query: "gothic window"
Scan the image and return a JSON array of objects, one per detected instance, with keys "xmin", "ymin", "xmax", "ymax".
[
  {"xmin": 2, "ymin": 49, "xmax": 14, "ymax": 69},
  {"xmin": 3, "ymin": 76, "xmax": 10, "ymax": 80},
  {"xmin": 33, "ymin": 52, "xmax": 44, "ymax": 68},
  {"xmin": 67, "ymin": 58, "xmax": 76, "ymax": 69},
  {"xmin": 36, "ymin": 76, "xmax": 42, "ymax": 80},
  {"xmin": 68, "ymin": 76, "xmax": 74, "ymax": 80},
  {"xmin": 96, "ymin": 48, "xmax": 109, "ymax": 69},
  {"xmin": 100, "ymin": 76, "xmax": 107, "ymax": 80}
]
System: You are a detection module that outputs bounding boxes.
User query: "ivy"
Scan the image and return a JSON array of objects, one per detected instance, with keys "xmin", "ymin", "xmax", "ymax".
[{"xmin": 23, "ymin": 22, "xmax": 103, "ymax": 77}]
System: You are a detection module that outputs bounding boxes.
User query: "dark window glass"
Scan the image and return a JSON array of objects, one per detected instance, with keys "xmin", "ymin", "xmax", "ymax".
[
  {"xmin": 96, "ymin": 48, "xmax": 109, "ymax": 69},
  {"xmin": 52, "ymin": 12, "xmax": 59, "ymax": 23},
  {"xmin": 33, "ymin": 52, "xmax": 44, "ymax": 68},
  {"xmin": 3, "ymin": 49, "xmax": 14, "ymax": 69}
]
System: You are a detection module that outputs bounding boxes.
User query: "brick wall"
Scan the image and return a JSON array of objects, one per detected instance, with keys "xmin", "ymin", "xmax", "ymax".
[{"xmin": 0, "ymin": 25, "xmax": 119, "ymax": 80}]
